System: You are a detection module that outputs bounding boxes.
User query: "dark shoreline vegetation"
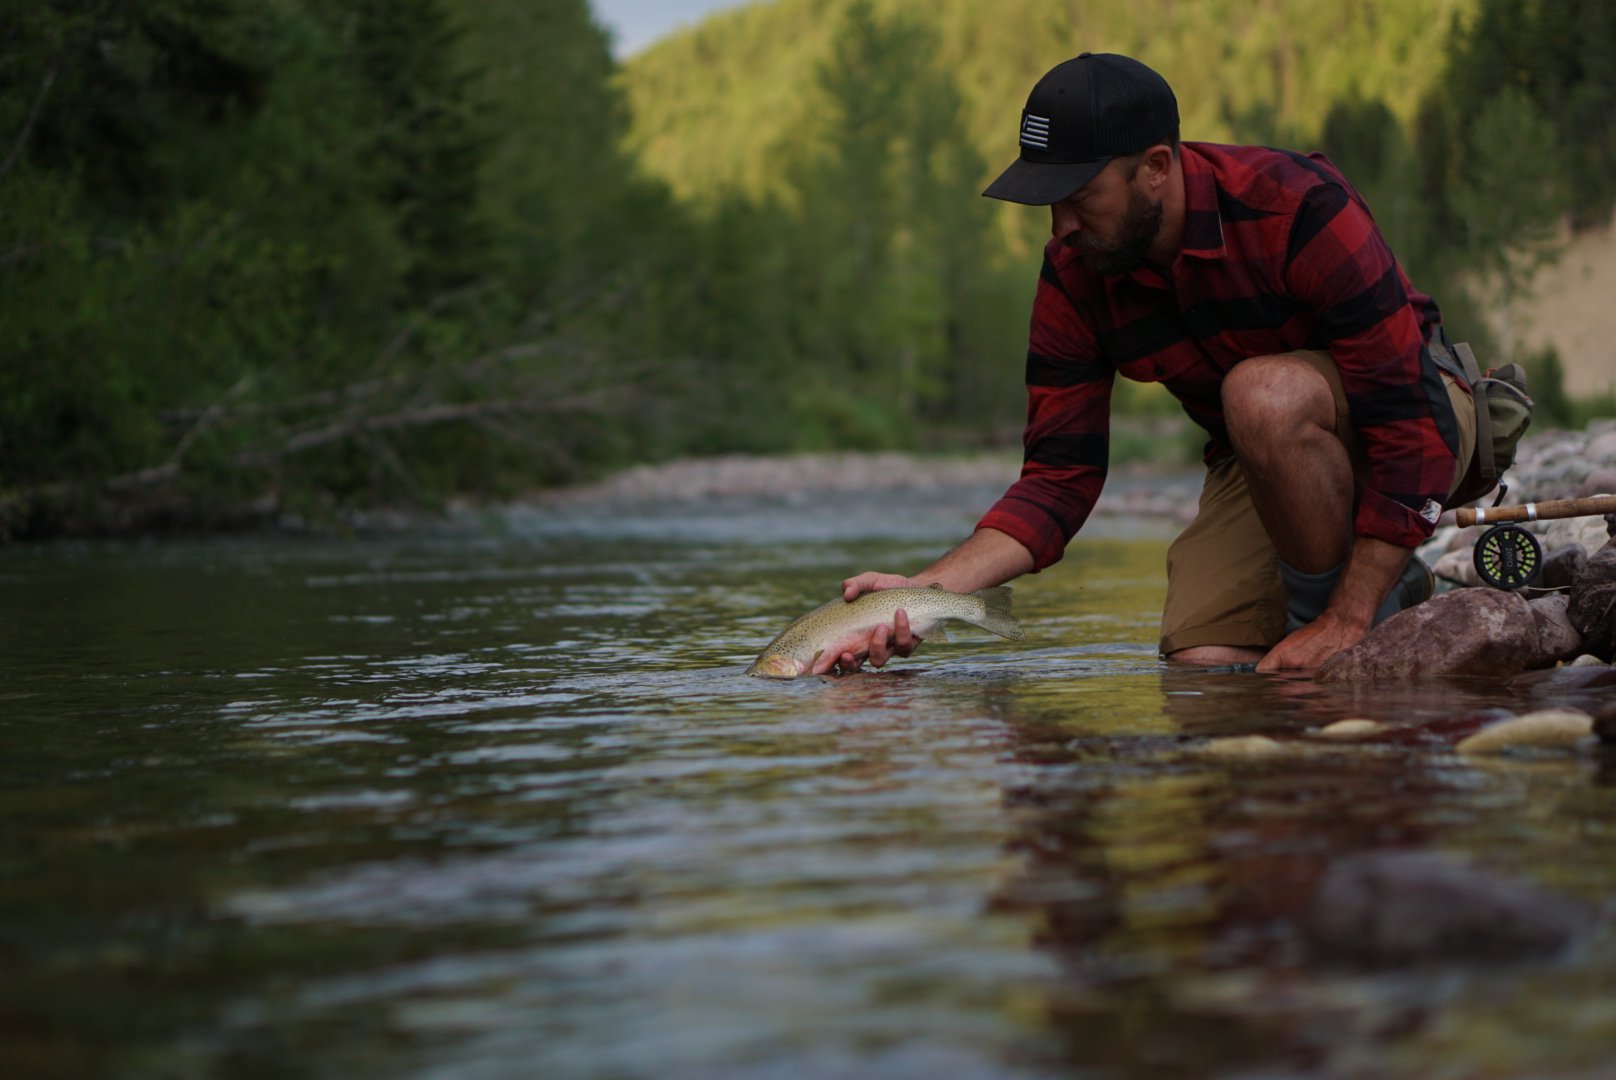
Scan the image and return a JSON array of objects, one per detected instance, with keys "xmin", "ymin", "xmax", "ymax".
[{"xmin": 4, "ymin": 0, "xmax": 1615, "ymax": 541}]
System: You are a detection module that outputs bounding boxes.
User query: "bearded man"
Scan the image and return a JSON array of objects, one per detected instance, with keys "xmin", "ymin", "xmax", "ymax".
[{"xmin": 819, "ymin": 52, "xmax": 1477, "ymax": 674}]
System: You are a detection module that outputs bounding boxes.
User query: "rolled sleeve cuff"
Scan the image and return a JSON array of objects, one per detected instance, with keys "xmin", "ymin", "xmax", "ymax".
[
  {"xmin": 1353, "ymin": 487, "xmax": 1438, "ymax": 549},
  {"xmin": 976, "ymin": 506, "xmax": 1065, "ymax": 572}
]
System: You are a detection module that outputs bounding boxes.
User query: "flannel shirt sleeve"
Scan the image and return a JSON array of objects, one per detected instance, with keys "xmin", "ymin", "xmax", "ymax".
[
  {"xmin": 976, "ymin": 250, "xmax": 1114, "ymax": 571},
  {"xmin": 1284, "ymin": 184, "xmax": 1461, "ymax": 548}
]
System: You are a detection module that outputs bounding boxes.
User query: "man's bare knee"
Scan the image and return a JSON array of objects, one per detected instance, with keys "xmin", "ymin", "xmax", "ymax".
[
  {"xmin": 1165, "ymin": 644, "xmax": 1269, "ymax": 666},
  {"xmin": 1222, "ymin": 354, "xmax": 1335, "ymax": 434}
]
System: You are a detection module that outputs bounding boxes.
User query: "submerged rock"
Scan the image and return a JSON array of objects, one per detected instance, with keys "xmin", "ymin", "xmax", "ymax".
[
  {"xmin": 1307, "ymin": 850, "xmax": 1598, "ymax": 965},
  {"xmin": 1596, "ymin": 703, "xmax": 1616, "ymax": 744},
  {"xmin": 1192, "ymin": 734, "xmax": 1290, "ymax": 761},
  {"xmin": 1507, "ymin": 665, "xmax": 1616, "ymax": 692},
  {"xmin": 1454, "ymin": 708, "xmax": 1596, "ymax": 755},
  {"xmin": 1311, "ymin": 718, "xmax": 1388, "ymax": 740}
]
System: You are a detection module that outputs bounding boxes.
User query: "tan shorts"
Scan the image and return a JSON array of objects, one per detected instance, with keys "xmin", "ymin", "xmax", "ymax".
[{"xmin": 1158, "ymin": 349, "xmax": 1476, "ymax": 654}]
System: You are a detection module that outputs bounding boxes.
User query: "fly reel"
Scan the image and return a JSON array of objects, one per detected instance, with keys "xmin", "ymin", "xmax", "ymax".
[
  {"xmin": 1472, "ymin": 523, "xmax": 1542, "ymax": 590},
  {"xmin": 1456, "ymin": 493, "xmax": 1616, "ymax": 591}
]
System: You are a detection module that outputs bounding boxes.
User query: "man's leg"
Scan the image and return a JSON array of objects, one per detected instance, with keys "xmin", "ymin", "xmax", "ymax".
[
  {"xmin": 1163, "ymin": 351, "xmax": 1356, "ymax": 666},
  {"xmin": 1160, "ymin": 455, "xmax": 1289, "ymax": 665},
  {"xmin": 1220, "ymin": 353, "xmax": 1355, "ymax": 574},
  {"xmin": 1165, "ymin": 349, "xmax": 1474, "ymax": 665}
]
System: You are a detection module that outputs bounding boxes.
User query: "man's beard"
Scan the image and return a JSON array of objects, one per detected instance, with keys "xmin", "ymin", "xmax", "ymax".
[{"xmin": 1067, "ymin": 188, "xmax": 1163, "ymax": 277}]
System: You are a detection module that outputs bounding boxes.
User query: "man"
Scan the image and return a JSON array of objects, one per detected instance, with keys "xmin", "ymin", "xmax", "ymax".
[{"xmin": 815, "ymin": 52, "xmax": 1476, "ymax": 675}]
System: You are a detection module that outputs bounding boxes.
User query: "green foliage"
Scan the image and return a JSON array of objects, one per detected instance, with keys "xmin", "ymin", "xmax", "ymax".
[
  {"xmin": 1446, "ymin": 0, "xmax": 1616, "ymax": 228},
  {"xmin": 1449, "ymin": 87, "xmax": 1563, "ymax": 358},
  {"xmin": 0, "ymin": 0, "xmax": 647, "ymax": 535},
  {"xmin": 775, "ymin": 1, "xmax": 1008, "ymax": 432},
  {"xmin": 1525, "ymin": 344, "xmax": 1573, "ymax": 428},
  {"xmin": 6, "ymin": 0, "xmax": 1616, "ymax": 538}
]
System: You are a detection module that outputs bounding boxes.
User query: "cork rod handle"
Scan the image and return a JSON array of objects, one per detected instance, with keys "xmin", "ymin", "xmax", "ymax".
[{"xmin": 1456, "ymin": 494, "xmax": 1616, "ymax": 527}]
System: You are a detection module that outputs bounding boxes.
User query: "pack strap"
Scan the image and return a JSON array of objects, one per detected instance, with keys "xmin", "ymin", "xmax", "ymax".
[{"xmin": 1451, "ymin": 341, "xmax": 1495, "ymax": 487}]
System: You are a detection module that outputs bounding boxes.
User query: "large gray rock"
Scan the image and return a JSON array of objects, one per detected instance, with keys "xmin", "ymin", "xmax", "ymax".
[
  {"xmin": 1307, "ymin": 850, "xmax": 1598, "ymax": 965},
  {"xmin": 1317, "ymin": 588, "xmax": 1538, "ymax": 682},
  {"xmin": 1528, "ymin": 594, "xmax": 1585, "ymax": 663},
  {"xmin": 1524, "ymin": 544, "xmax": 1589, "ymax": 597},
  {"xmin": 1568, "ymin": 540, "xmax": 1616, "ymax": 661}
]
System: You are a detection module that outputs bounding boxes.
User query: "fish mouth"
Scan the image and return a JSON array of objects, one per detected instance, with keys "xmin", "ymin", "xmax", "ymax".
[{"xmin": 746, "ymin": 654, "xmax": 807, "ymax": 679}]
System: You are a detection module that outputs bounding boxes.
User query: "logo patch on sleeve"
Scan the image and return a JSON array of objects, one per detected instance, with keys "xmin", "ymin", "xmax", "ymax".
[{"xmin": 1420, "ymin": 499, "xmax": 1442, "ymax": 524}]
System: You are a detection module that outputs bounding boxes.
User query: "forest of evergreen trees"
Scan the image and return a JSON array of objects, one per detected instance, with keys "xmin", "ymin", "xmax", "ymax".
[{"xmin": 1, "ymin": 0, "xmax": 1613, "ymax": 537}]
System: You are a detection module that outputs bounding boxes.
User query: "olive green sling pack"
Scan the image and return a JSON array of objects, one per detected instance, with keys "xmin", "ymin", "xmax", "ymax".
[{"xmin": 1441, "ymin": 339, "xmax": 1534, "ymax": 508}]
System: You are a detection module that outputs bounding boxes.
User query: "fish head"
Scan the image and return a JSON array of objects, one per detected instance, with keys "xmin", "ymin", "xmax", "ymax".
[{"xmin": 746, "ymin": 653, "xmax": 809, "ymax": 679}]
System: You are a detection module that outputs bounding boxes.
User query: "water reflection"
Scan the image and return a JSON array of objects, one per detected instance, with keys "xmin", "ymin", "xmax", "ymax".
[{"xmin": 1, "ymin": 487, "xmax": 1613, "ymax": 1078}]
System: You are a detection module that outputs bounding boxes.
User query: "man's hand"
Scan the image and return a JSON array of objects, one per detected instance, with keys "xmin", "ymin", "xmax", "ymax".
[
  {"xmin": 1256, "ymin": 610, "xmax": 1368, "ymax": 672},
  {"xmin": 1258, "ymin": 537, "xmax": 1413, "ymax": 672},
  {"xmin": 808, "ymin": 572, "xmax": 925, "ymax": 675},
  {"xmin": 840, "ymin": 571, "xmax": 914, "ymax": 602},
  {"xmin": 810, "ymin": 533, "xmax": 1033, "ymax": 675}
]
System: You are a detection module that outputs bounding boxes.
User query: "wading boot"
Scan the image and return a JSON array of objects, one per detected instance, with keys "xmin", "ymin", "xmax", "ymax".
[
  {"xmin": 1281, "ymin": 554, "xmax": 1435, "ymax": 633},
  {"xmin": 1374, "ymin": 554, "xmax": 1434, "ymax": 625}
]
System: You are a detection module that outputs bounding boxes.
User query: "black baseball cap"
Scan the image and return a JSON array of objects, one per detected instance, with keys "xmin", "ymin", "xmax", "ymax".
[{"xmin": 983, "ymin": 53, "xmax": 1179, "ymax": 205}]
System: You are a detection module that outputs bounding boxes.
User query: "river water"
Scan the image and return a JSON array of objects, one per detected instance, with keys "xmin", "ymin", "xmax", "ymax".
[{"xmin": 3, "ymin": 480, "xmax": 1614, "ymax": 1078}]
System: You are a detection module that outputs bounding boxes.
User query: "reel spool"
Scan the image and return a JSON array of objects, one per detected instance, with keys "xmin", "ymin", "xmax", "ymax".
[{"xmin": 1472, "ymin": 523, "xmax": 1543, "ymax": 589}]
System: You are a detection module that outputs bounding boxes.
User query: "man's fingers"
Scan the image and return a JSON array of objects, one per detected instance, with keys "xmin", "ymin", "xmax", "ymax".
[
  {"xmin": 868, "ymin": 623, "xmax": 892, "ymax": 668},
  {"xmin": 841, "ymin": 572, "xmax": 912, "ymax": 602},
  {"xmin": 892, "ymin": 608, "xmax": 914, "ymax": 655},
  {"xmin": 842, "ymin": 572, "xmax": 879, "ymax": 601}
]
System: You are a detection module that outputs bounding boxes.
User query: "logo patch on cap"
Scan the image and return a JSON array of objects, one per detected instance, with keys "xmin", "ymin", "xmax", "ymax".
[{"xmin": 1019, "ymin": 113, "xmax": 1050, "ymax": 149}]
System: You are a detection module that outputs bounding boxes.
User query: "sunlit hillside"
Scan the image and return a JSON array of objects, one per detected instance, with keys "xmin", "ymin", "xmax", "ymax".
[
  {"xmin": 620, "ymin": 0, "xmax": 1474, "ymax": 209},
  {"xmin": 1484, "ymin": 213, "xmax": 1616, "ymax": 397}
]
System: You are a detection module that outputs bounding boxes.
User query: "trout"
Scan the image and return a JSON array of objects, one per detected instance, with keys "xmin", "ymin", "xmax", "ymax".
[{"xmin": 746, "ymin": 585, "xmax": 1024, "ymax": 678}]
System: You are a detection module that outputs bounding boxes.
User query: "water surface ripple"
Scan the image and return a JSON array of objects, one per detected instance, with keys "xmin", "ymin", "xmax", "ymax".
[{"xmin": 3, "ymin": 484, "xmax": 1614, "ymax": 1078}]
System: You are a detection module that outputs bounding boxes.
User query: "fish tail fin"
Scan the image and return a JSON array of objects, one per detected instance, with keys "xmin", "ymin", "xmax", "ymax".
[{"xmin": 971, "ymin": 586, "xmax": 1025, "ymax": 640}]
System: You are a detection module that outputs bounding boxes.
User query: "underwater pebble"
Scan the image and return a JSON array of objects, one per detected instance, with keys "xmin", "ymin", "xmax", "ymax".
[
  {"xmin": 1595, "ymin": 705, "xmax": 1616, "ymax": 744},
  {"xmin": 1193, "ymin": 735, "xmax": 1290, "ymax": 760},
  {"xmin": 1454, "ymin": 708, "xmax": 1595, "ymax": 755},
  {"xmin": 1307, "ymin": 850, "xmax": 1598, "ymax": 964},
  {"xmin": 1569, "ymin": 653, "xmax": 1609, "ymax": 667},
  {"xmin": 1313, "ymin": 719, "xmax": 1388, "ymax": 739}
]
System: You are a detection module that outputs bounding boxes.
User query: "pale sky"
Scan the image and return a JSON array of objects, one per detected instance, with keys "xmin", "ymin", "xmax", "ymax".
[{"xmin": 591, "ymin": 0, "xmax": 753, "ymax": 58}]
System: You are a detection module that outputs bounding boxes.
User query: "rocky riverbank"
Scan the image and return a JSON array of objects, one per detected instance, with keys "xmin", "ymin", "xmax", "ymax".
[
  {"xmin": 539, "ymin": 450, "xmax": 1202, "ymax": 523},
  {"xmin": 1326, "ymin": 421, "xmax": 1616, "ymax": 745},
  {"xmin": 1417, "ymin": 419, "xmax": 1616, "ymax": 588}
]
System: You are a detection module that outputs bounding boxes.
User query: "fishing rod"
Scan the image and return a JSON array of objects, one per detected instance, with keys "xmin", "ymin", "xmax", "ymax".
[{"xmin": 1455, "ymin": 493, "xmax": 1616, "ymax": 589}]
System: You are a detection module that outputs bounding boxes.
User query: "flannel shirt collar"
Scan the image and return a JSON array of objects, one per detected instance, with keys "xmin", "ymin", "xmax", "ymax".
[{"xmin": 1177, "ymin": 145, "xmax": 1227, "ymax": 259}]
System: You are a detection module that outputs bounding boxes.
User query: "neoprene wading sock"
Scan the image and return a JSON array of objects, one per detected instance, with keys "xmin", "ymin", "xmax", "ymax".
[
  {"xmin": 1279, "ymin": 559, "xmax": 1342, "ymax": 634},
  {"xmin": 1280, "ymin": 556, "xmax": 1435, "ymax": 633}
]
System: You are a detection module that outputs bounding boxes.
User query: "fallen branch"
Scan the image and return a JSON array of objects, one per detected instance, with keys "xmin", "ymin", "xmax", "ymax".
[{"xmin": 1, "ymin": 384, "xmax": 623, "ymax": 524}]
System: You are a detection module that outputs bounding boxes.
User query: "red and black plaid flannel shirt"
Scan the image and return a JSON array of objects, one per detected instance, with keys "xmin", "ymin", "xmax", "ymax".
[{"xmin": 978, "ymin": 141, "xmax": 1465, "ymax": 571}]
